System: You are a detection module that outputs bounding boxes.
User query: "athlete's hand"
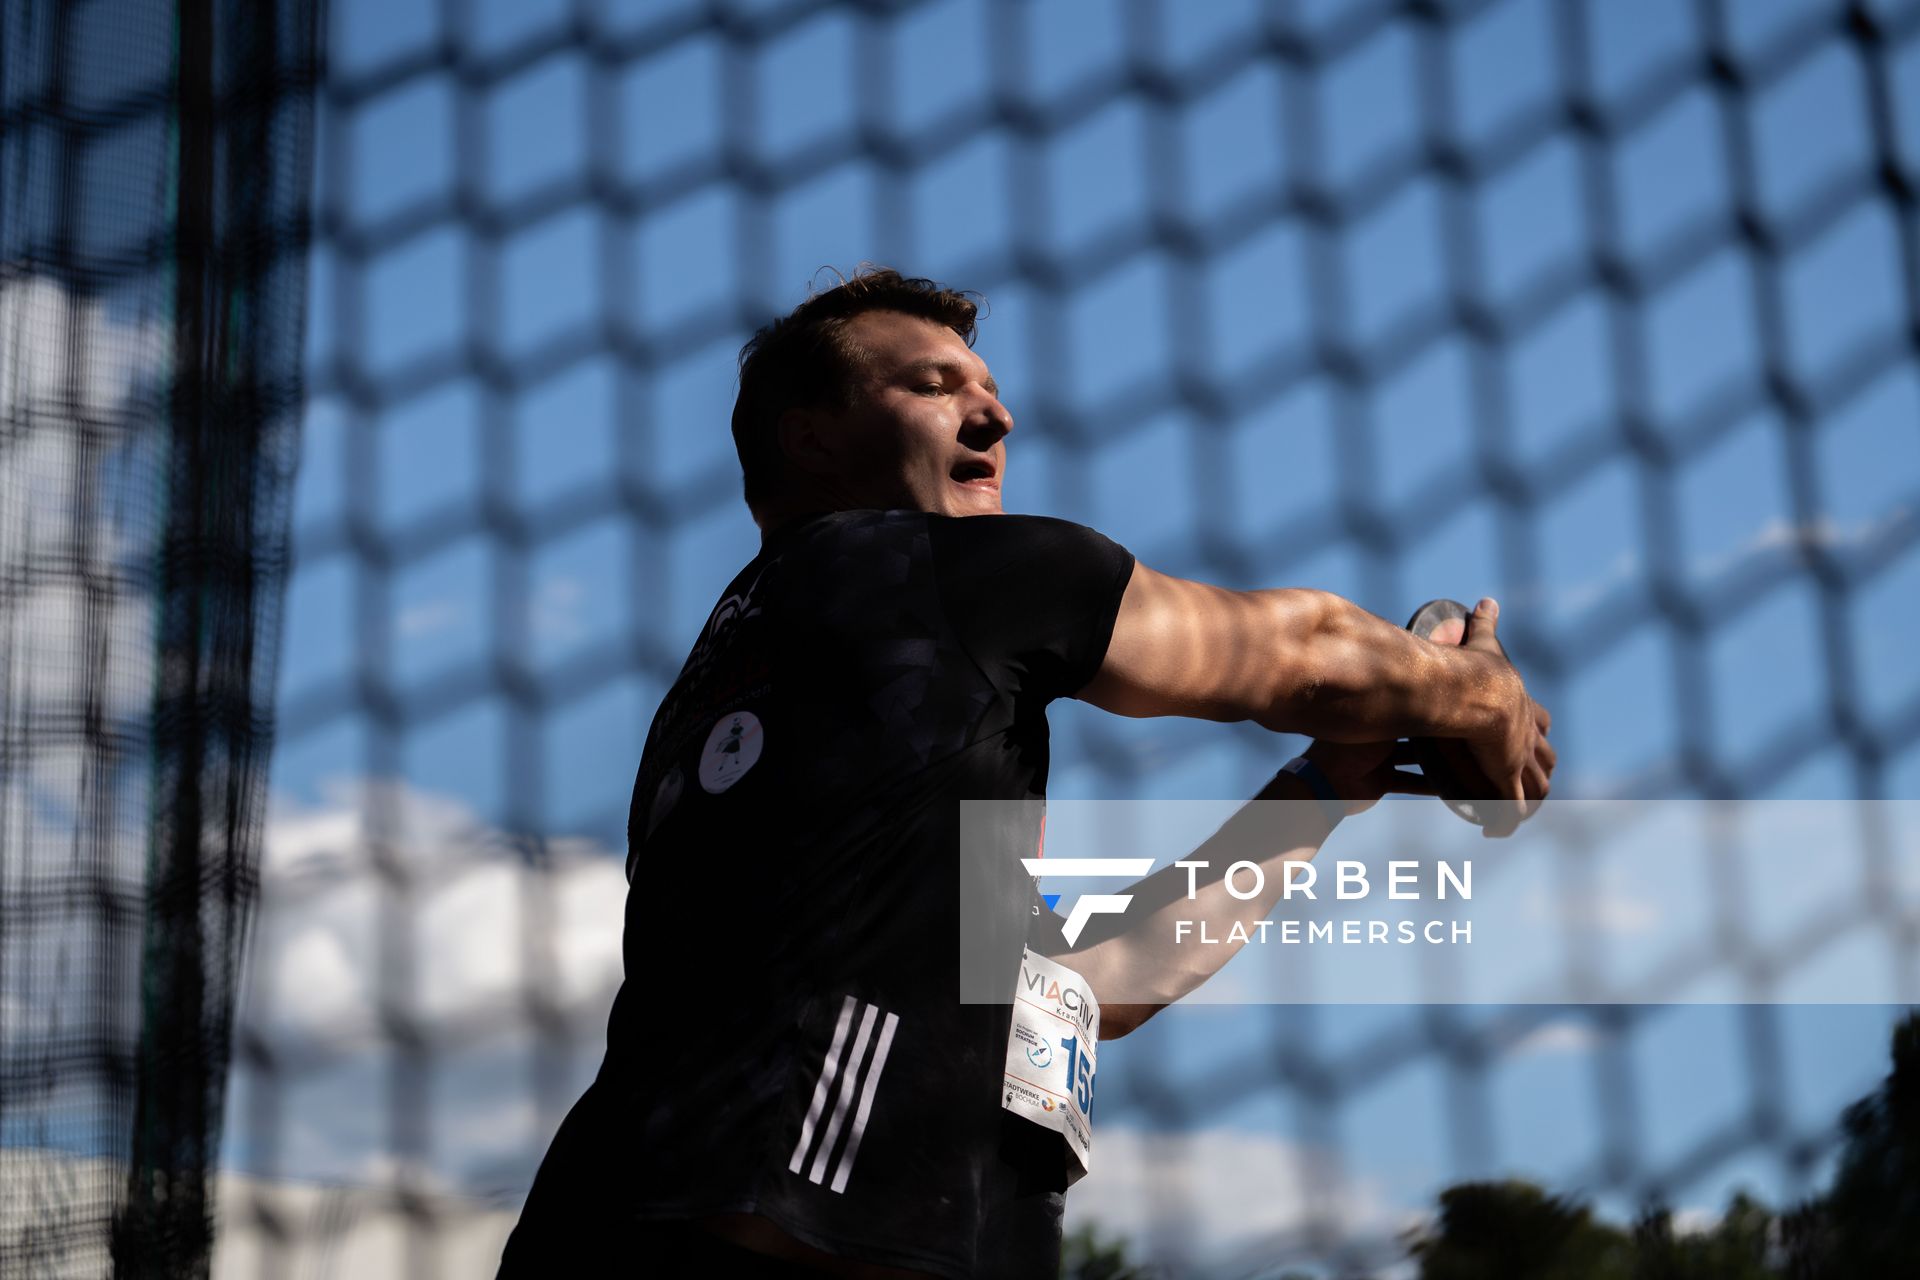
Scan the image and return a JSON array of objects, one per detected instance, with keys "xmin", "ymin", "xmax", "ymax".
[
  {"xmin": 1449, "ymin": 598, "xmax": 1555, "ymax": 835},
  {"xmin": 1302, "ymin": 739, "xmax": 1438, "ymax": 816}
]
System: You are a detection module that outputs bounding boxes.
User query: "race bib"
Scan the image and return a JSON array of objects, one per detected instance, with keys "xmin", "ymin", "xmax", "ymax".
[{"xmin": 1002, "ymin": 947, "xmax": 1098, "ymax": 1180}]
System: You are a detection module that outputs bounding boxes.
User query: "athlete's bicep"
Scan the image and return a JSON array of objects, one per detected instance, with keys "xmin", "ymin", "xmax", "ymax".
[{"xmin": 1073, "ymin": 562, "xmax": 1329, "ymax": 723}]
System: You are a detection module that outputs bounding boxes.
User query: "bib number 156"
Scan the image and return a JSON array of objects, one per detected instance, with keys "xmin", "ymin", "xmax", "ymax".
[{"xmin": 1060, "ymin": 1034, "xmax": 1096, "ymax": 1117}]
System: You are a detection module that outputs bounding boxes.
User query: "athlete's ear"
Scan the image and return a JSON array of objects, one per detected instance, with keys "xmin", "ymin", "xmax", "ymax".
[{"xmin": 776, "ymin": 407, "xmax": 840, "ymax": 477}]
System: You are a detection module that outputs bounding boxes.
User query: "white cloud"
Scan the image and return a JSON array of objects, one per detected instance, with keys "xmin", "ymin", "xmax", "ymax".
[
  {"xmin": 0, "ymin": 275, "xmax": 172, "ymax": 1084},
  {"xmin": 1512, "ymin": 1019, "xmax": 1602, "ymax": 1057},
  {"xmin": 1679, "ymin": 508, "xmax": 1914, "ymax": 586},
  {"xmin": 0, "ymin": 273, "xmax": 169, "ymax": 725},
  {"xmin": 241, "ymin": 778, "xmax": 629, "ymax": 1047},
  {"xmin": 0, "ymin": 275, "xmax": 169, "ymax": 581},
  {"xmin": 0, "ymin": 275, "xmax": 166, "ymax": 412},
  {"xmin": 229, "ymin": 778, "xmax": 626, "ymax": 1189}
]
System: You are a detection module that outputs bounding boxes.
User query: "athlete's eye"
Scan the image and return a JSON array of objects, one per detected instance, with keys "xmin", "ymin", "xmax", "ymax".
[{"xmin": 915, "ymin": 383, "xmax": 945, "ymax": 396}]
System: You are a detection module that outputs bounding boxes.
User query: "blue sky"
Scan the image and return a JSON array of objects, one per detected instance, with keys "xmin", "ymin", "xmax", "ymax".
[{"xmin": 255, "ymin": 0, "xmax": 1920, "ymax": 1266}]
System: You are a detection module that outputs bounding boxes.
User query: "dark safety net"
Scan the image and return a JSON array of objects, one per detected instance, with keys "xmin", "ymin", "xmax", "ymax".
[{"xmin": 0, "ymin": 0, "xmax": 318, "ymax": 1274}]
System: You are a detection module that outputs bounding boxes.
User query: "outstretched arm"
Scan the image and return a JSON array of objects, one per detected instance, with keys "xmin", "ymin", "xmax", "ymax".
[
  {"xmin": 1062, "ymin": 579, "xmax": 1555, "ymax": 1037},
  {"xmin": 1075, "ymin": 569, "xmax": 1552, "ymax": 812},
  {"xmin": 1054, "ymin": 741, "xmax": 1427, "ymax": 1040}
]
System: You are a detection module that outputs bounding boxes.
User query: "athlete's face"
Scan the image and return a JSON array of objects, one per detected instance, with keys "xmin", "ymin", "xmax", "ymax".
[{"xmin": 796, "ymin": 310, "xmax": 1013, "ymax": 518}]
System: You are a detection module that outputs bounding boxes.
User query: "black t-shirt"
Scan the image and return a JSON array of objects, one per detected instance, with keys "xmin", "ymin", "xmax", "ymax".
[{"xmin": 503, "ymin": 510, "xmax": 1135, "ymax": 1279}]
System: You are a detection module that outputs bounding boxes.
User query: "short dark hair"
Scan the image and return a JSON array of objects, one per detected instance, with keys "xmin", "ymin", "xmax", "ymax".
[{"xmin": 732, "ymin": 266, "xmax": 980, "ymax": 514}]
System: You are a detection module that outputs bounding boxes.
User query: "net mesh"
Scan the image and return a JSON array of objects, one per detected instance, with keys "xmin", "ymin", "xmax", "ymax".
[
  {"xmin": 1, "ymin": 0, "xmax": 318, "ymax": 1274},
  {"xmin": 28, "ymin": 0, "xmax": 1908, "ymax": 1274}
]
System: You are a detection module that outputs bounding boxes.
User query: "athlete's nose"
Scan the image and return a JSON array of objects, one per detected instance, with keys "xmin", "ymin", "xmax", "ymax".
[{"xmin": 962, "ymin": 394, "xmax": 1013, "ymax": 448}]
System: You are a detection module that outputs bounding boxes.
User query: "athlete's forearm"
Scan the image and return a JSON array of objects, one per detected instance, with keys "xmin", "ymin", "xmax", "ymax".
[
  {"xmin": 1057, "ymin": 770, "xmax": 1334, "ymax": 1039},
  {"xmin": 1253, "ymin": 590, "xmax": 1516, "ymax": 745},
  {"xmin": 1082, "ymin": 570, "xmax": 1523, "ymax": 744}
]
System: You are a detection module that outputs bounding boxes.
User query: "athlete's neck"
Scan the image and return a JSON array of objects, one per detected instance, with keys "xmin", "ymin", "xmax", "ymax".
[{"xmin": 758, "ymin": 508, "xmax": 840, "ymax": 547}]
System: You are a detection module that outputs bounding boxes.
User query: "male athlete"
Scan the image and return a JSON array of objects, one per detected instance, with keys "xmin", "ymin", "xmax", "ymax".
[{"xmin": 498, "ymin": 269, "xmax": 1553, "ymax": 1278}]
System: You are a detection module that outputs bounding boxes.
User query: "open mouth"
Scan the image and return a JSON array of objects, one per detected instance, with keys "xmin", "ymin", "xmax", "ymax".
[{"xmin": 950, "ymin": 459, "xmax": 998, "ymax": 487}]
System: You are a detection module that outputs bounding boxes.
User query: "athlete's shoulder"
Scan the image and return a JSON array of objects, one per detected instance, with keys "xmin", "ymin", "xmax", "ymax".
[
  {"xmin": 929, "ymin": 511, "xmax": 1105, "ymax": 537},
  {"xmin": 925, "ymin": 512, "xmax": 1132, "ymax": 567},
  {"xmin": 766, "ymin": 511, "xmax": 1131, "ymax": 586}
]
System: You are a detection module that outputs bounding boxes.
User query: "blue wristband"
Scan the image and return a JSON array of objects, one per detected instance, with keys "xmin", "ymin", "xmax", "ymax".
[{"xmin": 1281, "ymin": 756, "xmax": 1346, "ymax": 827}]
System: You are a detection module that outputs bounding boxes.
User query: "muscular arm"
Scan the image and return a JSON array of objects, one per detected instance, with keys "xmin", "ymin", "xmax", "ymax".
[
  {"xmin": 1062, "ymin": 568, "xmax": 1553, "ymax": 1036},
  {"xmin": 1077, "ymin": 564, "xmax": 1528, "ymax": 753}
]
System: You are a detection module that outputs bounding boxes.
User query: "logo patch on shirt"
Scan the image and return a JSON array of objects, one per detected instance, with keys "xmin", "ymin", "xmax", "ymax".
[{"xmin": 698, "ymin": 711, "xmax": 764, "ymax": 793}]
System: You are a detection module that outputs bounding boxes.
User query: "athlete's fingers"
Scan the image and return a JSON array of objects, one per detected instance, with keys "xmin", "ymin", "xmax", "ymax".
[
  {"xmin": 1525, "ymin": 761, "xmax": 1550, "ymax": 803},
  {"xmin": 1535, "ymin": 700, "xmax": 1552, "ymax": 734},
  {"xmin": 1461, "ymin": 598, "xmax": 1520, "ymax": 678},
  {"xmin": 1461, "ymin": 597, "xmax": 1500, "ymax": 649},
  {"xmin": 1537, "ymin": 736, "xmax": 1557, "ymax": 773}
]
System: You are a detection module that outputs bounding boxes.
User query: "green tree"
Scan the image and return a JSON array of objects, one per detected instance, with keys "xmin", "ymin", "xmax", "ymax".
[
  {"xmin": 1781, "ymin": 1011, "xmax": 1920, "ymax": 1276},
  {"xmin": 1630, "ymin": 1193, "xmax": 1779, "ymax": 1280},
  {"xmin": 1406, "ymin": 1179, "xmax": 1636, "ymax": 1280},
  {"xmin": 1405, "ymin": 1011, "xmax": 1920, "ymax": 1279}
]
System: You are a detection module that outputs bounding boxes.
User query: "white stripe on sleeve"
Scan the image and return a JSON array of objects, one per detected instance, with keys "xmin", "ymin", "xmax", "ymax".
[
  {"xmin": 807, "ymin": 1001, "xmax": 879, "ymax": 1185},
  {"xmin": 828, "ymin": 1010, "xmax": 900, "ymax": 1193}
]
